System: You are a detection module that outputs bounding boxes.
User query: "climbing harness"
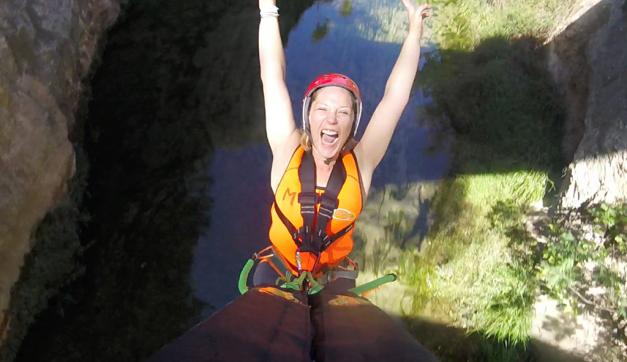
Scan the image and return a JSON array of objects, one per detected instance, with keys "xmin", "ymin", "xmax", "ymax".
[
  {"xmin": 238, "ymin": 246, "xmax": 327, "ymax": 295},
  {"xmin": 238, "ymin": 246, "xmax": 396, "ymax": 296}
]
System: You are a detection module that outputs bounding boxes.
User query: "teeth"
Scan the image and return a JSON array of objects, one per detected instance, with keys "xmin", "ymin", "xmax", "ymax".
[{"xmin": 321, "ymin": 130, "xmax": 338, "ymax": 136}]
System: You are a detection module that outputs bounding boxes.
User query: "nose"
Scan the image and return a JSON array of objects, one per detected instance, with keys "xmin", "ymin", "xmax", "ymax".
[{"xmin": 326, "ymin": 111, "xmax": 338, "ymax": 124}]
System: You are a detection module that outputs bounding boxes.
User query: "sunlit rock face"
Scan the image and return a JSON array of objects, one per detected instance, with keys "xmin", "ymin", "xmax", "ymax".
[
  {"xmin": 549, "ymin": 0, "xmax": 627, "ymax": 209},
  {"xmin": 0, "ymin": 0, "xmax": 119, "ymax": 348},
  {"xmin": 533, "ymin": 0, "xmax": 626, "ymax": 359}
]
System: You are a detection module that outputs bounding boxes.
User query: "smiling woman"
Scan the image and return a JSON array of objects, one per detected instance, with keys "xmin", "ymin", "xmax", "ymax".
[
  {"xmin": 146, "ymin": 0, "xmax": 439, "ymax": 360},
  {"xmin": 260, "ymin": 0, "xmax": 433, "ymax": 279},
  {"xmin": 305, "ymin": 77, "xmax": 359, "ymax": 164},
  {"xmin": 254, "ymin": 0, "xmax": 437, "ymax": 358}
]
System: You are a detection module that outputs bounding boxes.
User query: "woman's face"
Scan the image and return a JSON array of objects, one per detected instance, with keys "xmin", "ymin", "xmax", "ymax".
[{"xmin": 308, "ymin": 86, "xmax": 355, "ymax": 161}]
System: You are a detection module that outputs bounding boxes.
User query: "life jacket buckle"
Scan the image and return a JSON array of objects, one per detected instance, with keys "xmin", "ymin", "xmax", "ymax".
[
  {"xmin": 297, "ymin": 192, "xmax": 317, "ymax": 205},
  {"xmin": 319, "ymin": 194, "xmax": 339, "ymax": 210}
]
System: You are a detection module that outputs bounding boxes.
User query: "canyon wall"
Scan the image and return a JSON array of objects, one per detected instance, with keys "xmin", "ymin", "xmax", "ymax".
[
  {"xmin": 548, "ymin": 0, "xmax": 627, "ymax": 209},
  {"xmin": 0, "ymin": 0, "xmax": 120, "ymax": 353}
]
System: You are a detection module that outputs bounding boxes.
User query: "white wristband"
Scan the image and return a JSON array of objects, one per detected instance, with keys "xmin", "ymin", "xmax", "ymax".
[{"xmin": 260, "ymin": 5, "xmax": 279, "ymax": 18}]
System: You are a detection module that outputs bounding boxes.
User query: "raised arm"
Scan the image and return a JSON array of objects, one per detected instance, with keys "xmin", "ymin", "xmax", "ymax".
[
  {"xmin": 355, "ymin": 1, "xmax": 431, "ymax": 174},
  {"xmin": 259, "ymin": 0, "xmax": 299, "ymax": 155}
]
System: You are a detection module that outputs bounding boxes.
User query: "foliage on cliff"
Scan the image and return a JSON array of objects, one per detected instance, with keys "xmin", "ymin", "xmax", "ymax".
[
  {"xmin": 374, "ymin": 0, "xmax": 581, "ymax": 360},
  {"xmin": 389, "ymin": 0, "xmax": 626, "ymax": 360}
]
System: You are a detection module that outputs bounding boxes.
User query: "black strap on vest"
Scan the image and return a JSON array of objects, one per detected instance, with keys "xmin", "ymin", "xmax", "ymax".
[
  {"xmin": 273, "ymin": 150, "xmax": 355, "ymax": 269},
  {"xmin": 297, "ymin": 151, "xmax": 317, "ymax": 252},
  {"xmin": 312, "ymin": 153, "xmax": 351, "ymax": 252}
]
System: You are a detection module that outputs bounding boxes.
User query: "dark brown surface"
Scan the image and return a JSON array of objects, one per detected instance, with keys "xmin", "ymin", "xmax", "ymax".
[
  {"xmin": 310, "ymin": 290, "xmax": 437, "ymax": 362},
  {"xmin": 148, "ymin": 288, "xmax": 312, "ymax": 362},
  {"xmin": 148, "ymin": 286, "xmax": 437, "ymax": 362}
]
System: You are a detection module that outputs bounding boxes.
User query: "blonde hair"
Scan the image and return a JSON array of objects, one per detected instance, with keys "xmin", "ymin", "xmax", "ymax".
[{"xmin": 299, "ymin": 130, "xmax": 312, "ymax": 151}]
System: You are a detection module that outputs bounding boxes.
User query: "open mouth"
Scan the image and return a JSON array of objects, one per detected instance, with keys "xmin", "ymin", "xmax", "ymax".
[{"xmin": 321, "ymin": 129, "xmax": 339, "ymax": 145}]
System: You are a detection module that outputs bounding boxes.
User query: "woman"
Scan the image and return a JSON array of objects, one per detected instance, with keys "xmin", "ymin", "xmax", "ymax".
[
  {"xmin": 149, "ymin": 3, "xmax": 436, "ymax": 361},
  {"xmin": 259, "ymin": 0, "xmax": 431, "ymax": 286}
]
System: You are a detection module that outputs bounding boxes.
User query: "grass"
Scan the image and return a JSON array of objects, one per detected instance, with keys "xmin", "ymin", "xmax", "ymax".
[
  {"xmin": 428, "ymin": 0, "xmax": 575, "ymax": 52},
  {"xmin": 421, "ymin": 190, "xmax": 537, "ymax": 345},
  {"xmin": 353, "ymin": 0, "xmax": 582, "ymax": 360},
  {"xmin": 415, "ymin": 0, "xmax": 571, "ymax": 349}
]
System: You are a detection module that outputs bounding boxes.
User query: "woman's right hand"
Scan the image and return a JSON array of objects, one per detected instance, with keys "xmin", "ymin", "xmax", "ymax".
[
  {"xmin": 400, "ymin": 1, "xmax": 431, "ymax": 37},
  {"xmin": 259, "ymin": 0, "xmax": 277, "ymax": 10}
]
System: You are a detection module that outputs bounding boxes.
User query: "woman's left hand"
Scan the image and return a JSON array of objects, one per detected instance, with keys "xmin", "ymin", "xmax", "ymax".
[{"xmin": 400, "ymin": 1, "xmax": 431, "ymax": 36}]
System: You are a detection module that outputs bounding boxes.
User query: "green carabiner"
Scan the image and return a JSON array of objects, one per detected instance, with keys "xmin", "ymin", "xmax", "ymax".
[{"xmin": 238, "ymin": 259, "xmax": 255, "ymax": 294}]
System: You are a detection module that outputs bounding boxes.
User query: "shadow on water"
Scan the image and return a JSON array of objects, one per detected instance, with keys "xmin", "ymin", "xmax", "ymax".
[
  {"xmin": 419, "ymin": 0, "xmax": 625, "ymax": 192},
  {"xmin": 406, "ymin": 32, "xmax": 569, "ymax": 247},
  {"xmin": 16, "ymin": 0, "xmax": 313, "ymax": 361},
  {"xmin": 419, "ymin": 35, "xmax": 565, "ymax": 175}
]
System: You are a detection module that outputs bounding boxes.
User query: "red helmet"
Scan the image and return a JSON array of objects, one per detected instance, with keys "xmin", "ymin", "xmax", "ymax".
[{"xmin": 302, "ymin": 73, "xmax": 363, "ymax": 136}]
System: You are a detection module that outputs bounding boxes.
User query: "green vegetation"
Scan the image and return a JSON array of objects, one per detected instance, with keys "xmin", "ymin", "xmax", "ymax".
[
  {"xmin": 378, "ymin": 0, "xmax": 626, "ymax": 359},
  {"xmin": 352, "ymin": 0, "xmax": 606, "ymax": 360},
  {"xmin": 417, "ymin": 0, "xmax": 571, "ymax": 350},
  {"xmin": 427, "ymin": 0, "xmax": 573, "ymax": 52},
  {"xmin": 534, "ymin": 204, "xmax": 627, "ymax": 327}
]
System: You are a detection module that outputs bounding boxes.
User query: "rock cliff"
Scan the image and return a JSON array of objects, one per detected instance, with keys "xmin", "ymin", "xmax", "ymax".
[
  {"xmin": 0, "ymin": 0, "xmax": 119, "ymax": 352},
  {"xmin": 548, "ymin": 0, "xmax": 627, "ymax": 209},
  {"xmin": 531, "ymin": 1, "xmax": 627, "ymax": 359}
]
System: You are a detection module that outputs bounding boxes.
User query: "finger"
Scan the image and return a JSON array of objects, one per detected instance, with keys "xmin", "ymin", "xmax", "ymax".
[
  {"xmin": 415, "ymin": 4, "xmax": 432, "ymax": 13},
  {"xmin": 416, "ymin": 5, "xmax": 432, "ymax": 18},
  {"xmin": 401, "ymin": 0, "xmax": 415, "ymax": 12}
]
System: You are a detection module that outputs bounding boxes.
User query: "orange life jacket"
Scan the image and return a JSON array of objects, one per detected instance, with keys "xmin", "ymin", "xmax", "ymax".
[{"xmin": 269, "ymin": 146, "xmax": 363, "ymax": 276}]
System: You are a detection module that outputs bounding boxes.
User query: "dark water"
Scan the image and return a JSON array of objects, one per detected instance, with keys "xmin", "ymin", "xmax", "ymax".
[{"xmin": 191, "ymin": 0, "xmax": 449, "ymax": 316}]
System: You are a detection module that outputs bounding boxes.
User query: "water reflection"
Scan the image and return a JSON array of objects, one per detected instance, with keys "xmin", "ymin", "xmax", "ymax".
[
  {"xmin": 312, "ymin": 19, "xmax": 331, "ymax": 42},
  {"xmin": 340, "ymin": 0, "xmax": 353, "ymax": 17},
  {"xmin": 191, "ymin": 0, "xmax": 449, "ymax": 315},
  {"xmin": 191, "ymin": 146, "xmax": 273, "ymax": 314}
]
